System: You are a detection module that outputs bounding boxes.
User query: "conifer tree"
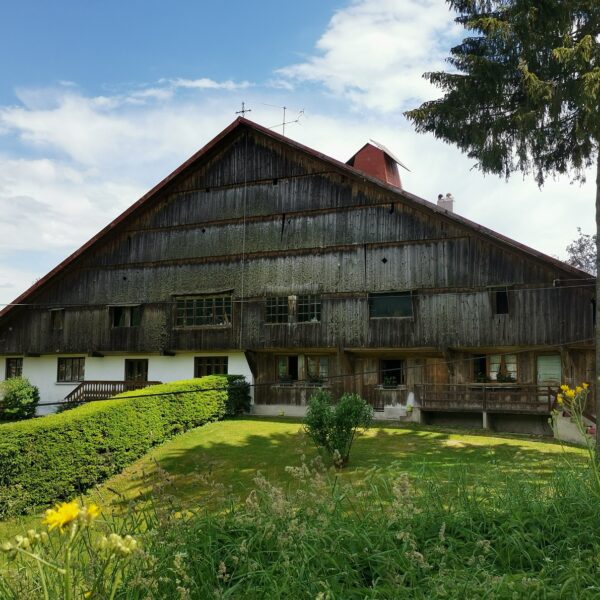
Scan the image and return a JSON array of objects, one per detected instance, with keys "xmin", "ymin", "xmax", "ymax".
[{"xmin": 405, "ymin": 0, "xmax": 600, "ymax": 448}]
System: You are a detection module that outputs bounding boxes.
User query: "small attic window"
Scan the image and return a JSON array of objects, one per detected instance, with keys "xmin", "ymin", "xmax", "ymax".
[
  {"xmin": 491, "ymin": 287, "xmax": 509, "ymax": 315},
  {"xmin": 50, "ymin": 309, "xmax": 64, "ymax": 331}
]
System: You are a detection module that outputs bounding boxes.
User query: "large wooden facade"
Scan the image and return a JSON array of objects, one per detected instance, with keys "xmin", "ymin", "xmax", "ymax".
[{"xmin": 0, "ymin": 119, "xmax": 595, "ymax": 423}]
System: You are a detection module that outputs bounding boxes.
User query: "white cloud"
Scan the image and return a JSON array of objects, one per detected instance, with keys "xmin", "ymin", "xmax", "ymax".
[
  {"xmin": 168, "ymin": 77, "xmax": 251, "ymax": 91},
  {"xmin": 0, "ymin": 156, "xmax": 143, "ymax": 253},
  {"xmin": 279, "ymin": 0, "xmax": 460, "ymax": 112}
]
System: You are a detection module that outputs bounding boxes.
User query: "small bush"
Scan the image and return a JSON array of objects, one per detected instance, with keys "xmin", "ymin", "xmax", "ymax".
[
  {"xmin": 0, "ymin": 377, "xmax": 39, "ymax": 422},
  {"xmin": 225, "ymin": 375, "xmax": 251, "ymax": 416},
  {"xmin": 0, "ymin": 376, "xmax": 227, "ymax": 517},
  {"xmin": 304, "ymin": 390, "xmax": 373, "ymax": 467}
]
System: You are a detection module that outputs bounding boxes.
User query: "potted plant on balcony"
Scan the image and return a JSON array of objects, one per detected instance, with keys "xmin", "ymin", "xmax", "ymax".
[
  {"xmin": 307, "ymin": 376, "xmax": 324, "ymax": 387},
  {"xmin": 496, "ymin": 372, "xmax": 516, "ymax": 384},
  {"xmin": 382, "ymin": 376, "xmax": 398, "ymax": 389}
]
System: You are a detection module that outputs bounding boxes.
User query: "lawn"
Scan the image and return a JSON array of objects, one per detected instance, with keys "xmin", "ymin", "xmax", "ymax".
[
  {"xmin": 0, "ymin": 417, "xmax": 585, "ymax": 540},
  {"xmin": 1, "ymin": 418, "xmax": 595, "ymax": 599},
  {"xmin": 99, "ymin": 417, "xmax": 584, "ymax": 501}
]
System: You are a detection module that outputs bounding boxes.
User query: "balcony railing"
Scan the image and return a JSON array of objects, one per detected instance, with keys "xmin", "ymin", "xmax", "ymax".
[
  {"xmin": 64, "ymin": 380, "xmax": 162, "ymax": 405},
  {"xmin": 414, "ymin": 383, "xmax": 559, "ymax": 414}
]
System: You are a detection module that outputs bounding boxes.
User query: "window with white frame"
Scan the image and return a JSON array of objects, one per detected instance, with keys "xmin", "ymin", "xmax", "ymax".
[
  {"xmin": 175, "ymin": 295, "xmax": 232, "ymax": 327},
  {"xmin": 489, "ymin": 354, "xmax": 517, "ymax": 382}
]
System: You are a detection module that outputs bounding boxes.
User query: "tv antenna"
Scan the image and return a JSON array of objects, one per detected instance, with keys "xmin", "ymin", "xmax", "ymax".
[
  {"xmin": 268, "ymin": 106, "xmax": 305, "ymax": 136},
  {"xmin": 235, "ymin": 102, "xmax": 252, "ymax": 118}
]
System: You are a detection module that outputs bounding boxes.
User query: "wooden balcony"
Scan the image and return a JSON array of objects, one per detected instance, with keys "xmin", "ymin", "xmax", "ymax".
[
  {"xmin": 364, "ymin": 385, "xmax": 409, "ymax": 412},
  {"xmin": 64, "ymin": 380, "xmax": 162, "ymax": 405},
  {"xmin": 415, "ymin": 383, "xmax": 559, "ymax": 415},
  {"xmin": 261, "ymin": 383, "xmax": 332, "ymax": 406}
]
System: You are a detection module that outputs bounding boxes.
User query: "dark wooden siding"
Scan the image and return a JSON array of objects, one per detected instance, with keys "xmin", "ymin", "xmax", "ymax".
[{"xmin": 0, "ymin": 127, "xmax": 594, "ymax": 356}]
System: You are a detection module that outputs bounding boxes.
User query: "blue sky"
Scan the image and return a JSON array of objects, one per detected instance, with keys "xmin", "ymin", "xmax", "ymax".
[
  {"xmin": 0, "ymin": 0, "xmax": 595, "ymax": 304},
  {"xmin": 0, "ymin": 1, "xmax": 337, "ymax": 103}
]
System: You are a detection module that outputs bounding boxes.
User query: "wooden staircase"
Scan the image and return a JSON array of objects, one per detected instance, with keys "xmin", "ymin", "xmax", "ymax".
[{"xmin": 64, "ymin": 380, "xmax": 162, "ymax": 405}]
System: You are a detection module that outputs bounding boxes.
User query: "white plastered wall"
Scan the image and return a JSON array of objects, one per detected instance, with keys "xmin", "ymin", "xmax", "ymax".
[{"xmin": 0, "ymin": 352, "xmax": 253, "ymax": 415}]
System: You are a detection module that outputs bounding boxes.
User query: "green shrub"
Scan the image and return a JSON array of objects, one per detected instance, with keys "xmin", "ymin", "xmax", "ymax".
[
  {"xmin": 225, "ymin": 375, "xmax": 251, "ymax": 416},
  {"xmin": 0, "ymin": 377, "xmax": 39, "ymax": 422},
  {"xmin": 304, "ymin": 390, "xmax": 373, "ymax": 467},
  {"xmin": 0, "ymin": 376, "xmax": 227, "ymax": 518}
]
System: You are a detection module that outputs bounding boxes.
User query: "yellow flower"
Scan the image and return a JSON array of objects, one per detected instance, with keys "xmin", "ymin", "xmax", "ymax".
[
  {"xmin": 560, "ymin": 384, "xmax": 570, "ymax": 392},
  {"xmin": 575, "ymin": 386, "xmax": 583, "ymax": 394},
  {"xmin": 43, "ymin": 500, "xmax": 80, "ymax": 532},
  {"xmin": 583, "ymin": 382, "xmax": 589, "ymax": 389},
  {"xmin": 556, "ymin": 394, "xmax": 564, "ymax": 404},
  {"xmin": 565, "ymin": 389, "xmax": 576, "ymax": 399},
  {"xmin": 84, "ymin": 503, "xmax": 101, "ymax": 522}
]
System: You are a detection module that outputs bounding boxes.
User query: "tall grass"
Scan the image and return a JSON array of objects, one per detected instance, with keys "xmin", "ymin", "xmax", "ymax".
[{"xmin": 3, "ymin": 454, "xmax": 600, "ymax": 599}]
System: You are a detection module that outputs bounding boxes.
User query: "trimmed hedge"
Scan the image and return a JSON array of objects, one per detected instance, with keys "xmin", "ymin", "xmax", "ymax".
[
  {"xmin": 224, "ymin": 374, "xmax": 251, "ymax": 416},
  {"xmin": 0, "ymin": 376, "xmax": 229, "ymax": 518}
]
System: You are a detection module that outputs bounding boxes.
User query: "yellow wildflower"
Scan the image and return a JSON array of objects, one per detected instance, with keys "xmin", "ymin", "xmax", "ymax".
[
  {"xmin": 556, "ymin": 394, "xmax": 564, "ymax": 404},
  {"xmin": 43, "ymin": 500, "xmax": 80, "ymax": 532},
  {"xmin": 583, "ymin": 382, "xmax": 589, "ymax": 389},
  {"xmin": 560, "ymin": 384, "xmax": 570, "ymax": 392},
  {"xmin": 82, "ymin": 503, "xmax": 100, "ymax": 523},
  {"xmin": 565, "ymin": 389, "xmax": 576, "ymax": 399},
  {"xmin": 575, "ymin": 386, "xmax": 583, "ymax": 394}
]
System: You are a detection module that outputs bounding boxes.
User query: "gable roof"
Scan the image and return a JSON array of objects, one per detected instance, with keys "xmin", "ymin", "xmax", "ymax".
[{"xmin": 0, "ymin": 117, "xmax": 592, "ymax": 320}]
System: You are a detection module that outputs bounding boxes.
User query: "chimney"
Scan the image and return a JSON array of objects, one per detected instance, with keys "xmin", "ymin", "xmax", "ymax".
[
  {"xmin": 346, "ymin": 140, "xmax": 409, "ymax": 189},
  {"xmin": 437, "ymin": 192, "xmax": 454, "ymax": 213}
]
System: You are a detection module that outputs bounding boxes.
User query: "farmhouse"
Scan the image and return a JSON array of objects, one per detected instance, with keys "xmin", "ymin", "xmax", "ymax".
[{"xmin": 0, "ymin": 118, "xmax": 595, "ymax": 432}]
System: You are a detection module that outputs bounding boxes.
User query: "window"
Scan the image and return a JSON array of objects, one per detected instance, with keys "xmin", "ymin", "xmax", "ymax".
[
  {"xmin": 5, "ymin": 358, "xmax": 23, "ymax": 379},
  {"xmin": 537, "ymin": 354, "xmax": 562, "ymax": 384},
  {"xmin": 57, "ymin": 357, "xmax": 85, "ymax": 382},
  {"xmin": 266, "ymin": 294, "xmax": 322, "ymax": 324},
  {"xmin": 194, "ymin": 356, "xmax": 228, "ymax": 377},
  {"xmin": 110, "ymin": 305, "xmax": 142, "ymax": 328},
  {"xmin": 277, "ymin": 356, "xmax": 299, "ymax": 383},
  {"xmin": 369, "ymin": 292, "xmax": 413, "ymax": 318},
  {"xmin": 306, "ymin": 356, "xmax": 329, "ymax": 383},
  {"xmin": 266, "ymin": 296, "xmax": 289, "ymax": 323},
  {"xmin": 489, "ymin": 354, "xmax": 517, "ymax": 382},
  {"xmin": 175, "ymin": 295, "xmax": 232, "ymax": 327},
  {"xmin": 473, "ymin": 355, "xmax": 488, "ymax": 382},
  {"xmin": 50, "ymin": 309, "xmax": 64, "ymax": 331},
  {"xmin": 491, "ymin": 287, "xmax": 509, "ymax": 315},
  {"xmin": 124, "ymin": 359, "xmax": 148, "ymax": 382},
  {"xmin": 297, "ymin": 295, "xmax": 321, "ymax": 323},
  {"xmin": 380, "ymin": 359, "xmax": 405, "ymax": 386}
]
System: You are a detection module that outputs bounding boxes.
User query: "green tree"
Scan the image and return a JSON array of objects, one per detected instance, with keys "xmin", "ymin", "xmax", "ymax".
[
  {"xmin": 304, "ymin": 390, "xmax": 373, "ymax": 468},
  {"xmin": 405, "ymin": 0, "xmax": 600, "ymax": 449},
  {"xmin": 566, "ymin": 227, "xmax": 597, "ymax": 275},
  {"xmin": 0, "ymin": 377, "xmax": 39, "ymax": 421}
]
